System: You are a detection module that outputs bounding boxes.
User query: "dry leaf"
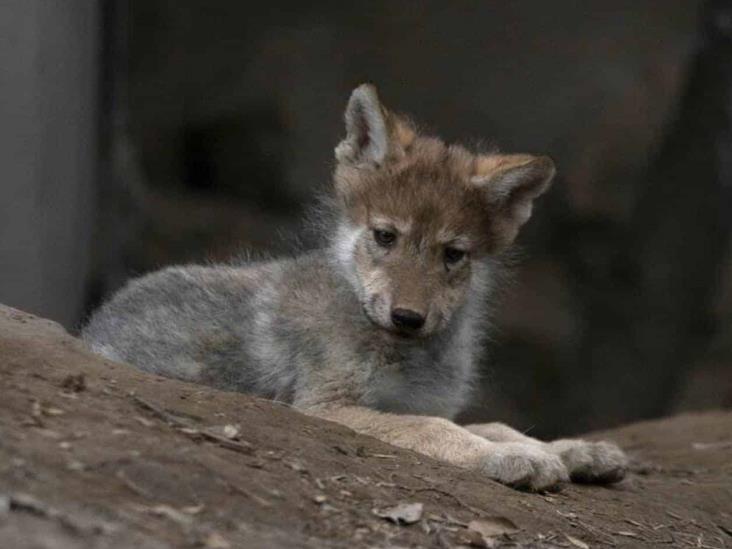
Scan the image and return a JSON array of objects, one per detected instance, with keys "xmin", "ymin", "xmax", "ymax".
[
  {"xmin": 468, "ymin": 516, "xmax": 519, "ymax": 538},
  {"xmin": 286, "ymin": 460, "xmax": 308, "ymax": 473},
  {"xmin": 66, "ymin": 460, "xmax": 86, "ymax": 472},
  {"xmin": 31, "ymin": 401, "xmax": 43, "ymax": 417},
  {"xmin": 45, "ymin": 407, "xmax": 65, "ymax": 416},
  {"xmin": 134, "ymin": 416, "xmax": 155, "ymax": 427},
  {"xmin": 147, "ymin": 504, "xmax": 193, "ymax": 525},
  {"xmin": 205, "ymin": 532, "xmax": 231, "ymax": 548},
  {"xmin": 566, "ymin": 534, "xmax": 590, "ymax": 549},
  {"xmin": 457, "ymin": 529, "xmax": 498, "ymax": 548},
  {"xmin": 222, "ymin": 424, "xmax": 240, "ymax": 439},
  {"xmin": 373, "ymin": 502, "xmax": 424, "ymax": 525},
  {"xmin": 692, "ymin": 441, "xmax": 732, "ymax": 450}
]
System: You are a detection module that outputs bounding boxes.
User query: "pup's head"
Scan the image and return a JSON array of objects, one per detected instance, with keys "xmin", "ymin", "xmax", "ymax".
[{"xmin": 332, "ymin": 84, "xmax": 555, "ymax": 338}]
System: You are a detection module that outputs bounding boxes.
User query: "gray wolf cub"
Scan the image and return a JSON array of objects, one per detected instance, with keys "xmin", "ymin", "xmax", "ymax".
[{"xmin": 83, "ymin": 84, "xmax": 627, "ymax": 491}]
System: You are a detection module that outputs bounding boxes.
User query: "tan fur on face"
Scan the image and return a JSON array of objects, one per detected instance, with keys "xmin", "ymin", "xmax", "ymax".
[
  {"xmin": 334, "ymin": 85, "xmax": 555, "ymax": 253},
  {"xmin": 336, "ymin": 138, "xmax": 528, "ymax": 255},
  {"xmin": 388, "ymin": 113, "xmax": 417, "ymax": 150},
  {"xmin": 474, "ymin": 153, "xmax": 539, "ymax": 180},
  {"xmin": 333, "ymin": 85, "xmax": 555, "ymax": 336},
  {"xmin": 351, "ymin": 227, "xmax": 471, "ymax": 335}
]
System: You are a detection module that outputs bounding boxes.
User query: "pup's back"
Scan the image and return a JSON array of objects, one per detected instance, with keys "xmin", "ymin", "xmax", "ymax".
[
  {"xmin": 84, "ymin": 264, "xmax": 261, "ymax": 384},
  {"xmin": 82, "ymin": 250, "xmax": 371, "ymax": 400}
]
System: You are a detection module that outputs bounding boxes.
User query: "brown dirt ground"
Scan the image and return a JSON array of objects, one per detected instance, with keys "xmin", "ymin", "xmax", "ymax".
[{"xmin": 0, "ymin": 305, "xmax": 730, "ymax": 549}]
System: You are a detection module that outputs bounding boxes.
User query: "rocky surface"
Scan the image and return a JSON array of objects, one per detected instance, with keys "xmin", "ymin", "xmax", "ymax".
[{"xmin": 0, "ymin": 304, "xmax": 730, "ymax": 548}]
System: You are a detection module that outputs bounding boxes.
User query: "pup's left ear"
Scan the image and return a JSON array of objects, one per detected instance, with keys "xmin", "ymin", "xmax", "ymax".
[
  {"xmin": 335, "ymin": 84, "xmax": 416, "ymax": 168},
  {"xmin": 471, "ymin": 154, "xmax": 556, "ymax": 251}
]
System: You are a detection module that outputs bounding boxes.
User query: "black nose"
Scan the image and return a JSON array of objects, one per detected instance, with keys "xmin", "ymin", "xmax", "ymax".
[{"xmin": 391, "ymin": 308, "xmax": 425, "ymax": 330}]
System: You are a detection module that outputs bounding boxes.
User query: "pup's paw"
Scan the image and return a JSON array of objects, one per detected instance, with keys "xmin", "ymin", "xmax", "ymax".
[
  {"xmin": 547, "ymin": 439, "xmax": 628, "ymax": 484},
  {"xmin": 478, "ymin": 442, "xmax": 569, "ymax": 492}
]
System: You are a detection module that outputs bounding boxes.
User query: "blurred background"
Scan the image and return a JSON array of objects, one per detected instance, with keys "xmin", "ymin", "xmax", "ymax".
[{"xmin": 1, "ymin": 1, "xmax": 731, "ymax": 437}]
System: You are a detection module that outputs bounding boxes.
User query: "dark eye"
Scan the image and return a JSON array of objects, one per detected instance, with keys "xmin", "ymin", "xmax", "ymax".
[
  {"xmin": 373, "ymin": 229, "xmax": 397, "ymax": 247},
  {"xmin": 444, "ymin": 247, "xmax": 467, "ymax": 266}
]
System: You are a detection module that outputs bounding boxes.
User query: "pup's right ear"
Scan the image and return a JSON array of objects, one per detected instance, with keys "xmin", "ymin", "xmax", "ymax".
[
  {"xmin": 335, "ymin": 84, "xmax": 415, "ymax": 167},
  {"xmin": 471, "ymin": 154, "xmax": 556, "ymax": 251}
]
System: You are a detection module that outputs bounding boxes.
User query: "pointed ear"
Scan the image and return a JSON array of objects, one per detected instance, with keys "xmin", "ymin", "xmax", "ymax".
[
  {"xmin": 471, "ymin": 154, "xmax": 556, "ymax": 250},
  {"xmin": 335, "ymin": 84, "xmax": 415, "ymax": 167}
]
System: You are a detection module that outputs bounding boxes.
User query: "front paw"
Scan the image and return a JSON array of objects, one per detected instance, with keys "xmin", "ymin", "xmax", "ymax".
[
  {"xmin": 478, "ymin": 442, "xmax": 569, "ymax": 492},
  {"xmin": 547, "ymin": 439, "xmax": 627, "ymax": 484}
]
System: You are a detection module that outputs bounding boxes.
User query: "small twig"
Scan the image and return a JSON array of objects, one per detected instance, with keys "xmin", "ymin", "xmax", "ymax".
[
  {"xmin": 226, "ymin": 480, "xmax": 274, "ymax": 508},
  {"xmin": 193, "ymin": 457, "xmax": 273, "ymax": 508},
  {"xmin": 9, "ymin": 493, "xmax": 112, "ymax": 535},
  {"xmin": 624, "ymin": 518, "xmax": 649, "ymax": 530},
  {"xmin": 355, "ymin": 446, "xmax": 397, "ymax": 459},
  {"xmin": 197, "ymin": 429, "xmax": 254, "ymax": 454},
  {"xmin": 428, "ymin": 512, "xmax": 470, "ymax": 528},
  {"xmin": 116, "ymin": 469, "xmax": 154, "ymax": 499},
  {"xmin": 132, "ymin": 395, "xmax": 253, "ymax": 454},
  {"xmin": 409, "ymin": 486, "xmax": 486, "ymax": 518},
  {"xmin": 557, "ymin": 511, "xmax": 617, "ymax": 547},
  {"xmin": 576, "ymin": 521, "xmax": 618, "ymax": 547},
  {"xmin": 131, "ymin": 396, "xmax": 189, "ymax": 428},
  {"xmin": 193, "ymin": 457, "xmax": 272, "ymax": 508}
]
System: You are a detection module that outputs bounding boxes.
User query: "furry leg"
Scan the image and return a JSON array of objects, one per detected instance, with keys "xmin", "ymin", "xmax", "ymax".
[{"xmin": 306, "ymin": 406, "xmax": 567, "ymax": 491}]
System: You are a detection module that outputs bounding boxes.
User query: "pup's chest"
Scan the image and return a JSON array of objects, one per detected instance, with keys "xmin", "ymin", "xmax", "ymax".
[{"xmin": 361, "ymin": 348, "xmax": 473, "ymax": 419}]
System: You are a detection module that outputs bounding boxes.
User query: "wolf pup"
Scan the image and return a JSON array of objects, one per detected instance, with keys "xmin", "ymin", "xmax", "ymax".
[{"xmin": 83, "ymin": 84, "xmax": 627, "ymax": 491}]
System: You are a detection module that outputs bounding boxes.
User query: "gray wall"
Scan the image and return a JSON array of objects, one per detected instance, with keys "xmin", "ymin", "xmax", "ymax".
[{"xmin": 0, "ymin": 1, "xmax": 99, "ymax": 329}]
